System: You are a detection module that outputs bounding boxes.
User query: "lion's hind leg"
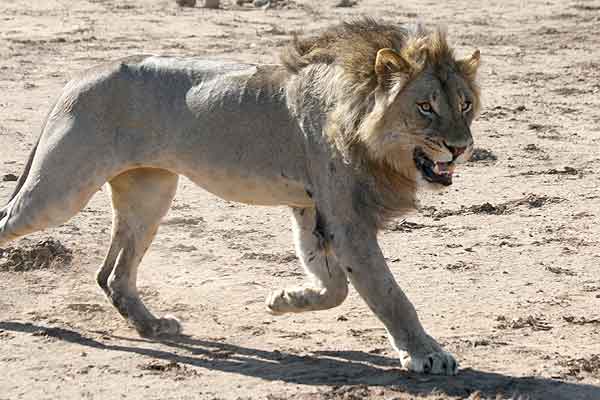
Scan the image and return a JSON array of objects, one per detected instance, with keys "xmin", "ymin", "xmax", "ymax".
[
  {"xmin": 98, "ymin": 168, "xmax": 180, "ymax": 337},
  {"xmin": 266, "ymin": 207, "xmax": 348, "ymax": 314}
]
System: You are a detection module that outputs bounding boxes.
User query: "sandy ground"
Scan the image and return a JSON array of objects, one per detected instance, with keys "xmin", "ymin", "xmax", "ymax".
[{"xmin": 1, "ymin": 0, "xmax": 600, "ymax": 399}]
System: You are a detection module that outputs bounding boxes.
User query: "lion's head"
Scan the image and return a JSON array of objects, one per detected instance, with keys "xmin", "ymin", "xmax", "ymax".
[{"xmin": 283, "ymin": 19, "xmax": 481, "ymax": 190}]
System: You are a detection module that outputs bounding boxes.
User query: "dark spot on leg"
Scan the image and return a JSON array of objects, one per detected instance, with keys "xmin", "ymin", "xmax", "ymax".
[
  {"xmin": 313, "ymin": 208, "xmax": 329, "ymax": 251},
  {"xmin": 314, "ymin": 209, "xmax": 326, "ymax": 236},
  {"xmin": 346, "ymin": 267, "xmax": 353, "ymax": 273},
  {"xmin": 307, "ymin": 255, "xmax": 316, "ymax": 262},
  {"xmin": 324, "ymin": 255, "xmax": 331, "ymax": 278},
  {"xmin": 425, "ymin": 357, "xmax": 433, "ymax": 373}
]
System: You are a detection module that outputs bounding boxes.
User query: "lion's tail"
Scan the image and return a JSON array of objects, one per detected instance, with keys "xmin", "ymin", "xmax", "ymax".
[
  {"xmin": 0, "ymin": 136, "xmax": 38, "ymax": 247},
  {"xmin": 6, "ymin": 135, "xmax": 40, "ymax": 205},
  {"xmin": 0, "ymin": 116, "xmax": 44, "ymax": 247},
  {"xmin": 1, "ymin": 133, "xmax": 40, "ymax": 218},
  {"xmin": 1, "ymin": 94, "xmax": 58, "ymax": 228}
]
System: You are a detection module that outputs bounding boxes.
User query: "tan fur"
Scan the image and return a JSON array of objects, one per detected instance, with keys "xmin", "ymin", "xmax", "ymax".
[{"xmin": 0, "ymin": 19, "xmax": 480, "ymax": 376}]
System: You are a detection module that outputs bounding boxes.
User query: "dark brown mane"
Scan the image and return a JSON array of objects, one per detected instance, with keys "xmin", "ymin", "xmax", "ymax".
[
  {"xmin": 281, "ymin": 18, "xmax": 469, "ymax": 85},
  {"xmin": 281, "ymin": 18, "xmax": 406, "ymax": 80}
]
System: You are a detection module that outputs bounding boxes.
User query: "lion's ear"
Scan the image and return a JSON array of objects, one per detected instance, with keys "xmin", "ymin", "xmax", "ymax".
[
  {"xmin": 458, "ymin": 50, "xmax": 481, "ymax": 80},
  {"xmin": 374, "ymin": 48, "xmax": 413, "ymax": 86}
]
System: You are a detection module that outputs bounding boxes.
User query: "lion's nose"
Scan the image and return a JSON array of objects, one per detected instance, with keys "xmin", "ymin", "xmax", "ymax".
[{"xmin": 444, "ymin": 143, "xmax": 467, "ymax": 159}]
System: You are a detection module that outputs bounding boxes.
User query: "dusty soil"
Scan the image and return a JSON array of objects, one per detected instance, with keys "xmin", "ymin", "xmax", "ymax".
[{"xmin": 1, "ymin": 0, "xmax": 600, "ymax": 399}]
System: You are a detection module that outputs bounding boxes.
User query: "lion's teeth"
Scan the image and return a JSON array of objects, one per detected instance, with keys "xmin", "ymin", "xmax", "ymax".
[
  {"xmin": 433, "ymin": 162, "xmax": 455, "ymax": 176},
  {"xmin": 435, "ymin": 163, "xmax": 448, "ymax": 174}
]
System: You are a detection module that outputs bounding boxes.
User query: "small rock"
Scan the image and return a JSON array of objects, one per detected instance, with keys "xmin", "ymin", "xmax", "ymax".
[
  {"xmin": 2, "ymin": 173, "xmax": 18, "ymax": 182},
  {"xmin": 203, "ymin": 0, "xmax": 220, "ymax": 8},
  {"xmin": 175, "ymin": 0, "xmax": 196, "ymax": 7},
  {"xmin": 469, "ymin": 148, "xmax": 497, "ymax": 162},
  {"xmin": 253, "ymin": 0, "xmax": 270, "ymax": 7},
  {"xmin": 335, "ymin": 0, "xmax": 356, "ymax": 6}
]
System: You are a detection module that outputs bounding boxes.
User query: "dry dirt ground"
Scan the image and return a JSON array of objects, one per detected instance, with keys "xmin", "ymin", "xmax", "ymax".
[{"xmin": 1, "ymin": 0, "xmax": 600, "ymax": 399}]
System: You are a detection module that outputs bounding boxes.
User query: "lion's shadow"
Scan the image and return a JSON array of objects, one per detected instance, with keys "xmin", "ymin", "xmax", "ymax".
[{"xmin": 2, "ymin": 321, "xmax": 598, "ymax": 400}]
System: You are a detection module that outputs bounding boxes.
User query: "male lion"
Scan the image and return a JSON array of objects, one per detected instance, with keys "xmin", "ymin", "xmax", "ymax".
[{"xmin": 0, "ymin": 19, "xmax": 480, "ymax": 375}]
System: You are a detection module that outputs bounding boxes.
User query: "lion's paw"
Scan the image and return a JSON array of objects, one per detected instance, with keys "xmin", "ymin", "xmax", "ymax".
[
  {"xmin": 266, "ymin": 287, "xmax": 320, "ymax": 315},
  {"xmin": 266, "ymin": 289, "xmax": 295, "ymax": 315},
  {"xmin": 158, "ymin": 314, "xmax": 182, "ymax": 335},
  {"xmin": 266, "ymin": 289, "xmax": 284, "ymax": 315},
  {"xmin": 137, "ymin": 315, "xmax": 182, "ymax": 338},
  {"xmin": 399, "ymin": 350, "xmax": 458, "ymax": 375}
]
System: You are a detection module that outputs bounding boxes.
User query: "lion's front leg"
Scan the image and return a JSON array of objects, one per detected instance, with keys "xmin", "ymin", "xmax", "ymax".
[
  {"xmin": 266, "ymin": 207, "xmax": 348, "ymax": 314},
  {"xmin": 331, "ymin": 224, "xmax": 458, "ymax": 375}
]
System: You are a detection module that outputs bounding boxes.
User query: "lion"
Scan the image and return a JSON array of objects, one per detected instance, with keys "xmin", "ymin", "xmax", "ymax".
[{"xmin": 0, "ymin": 19, "xmax": 480, "ymax": 375}]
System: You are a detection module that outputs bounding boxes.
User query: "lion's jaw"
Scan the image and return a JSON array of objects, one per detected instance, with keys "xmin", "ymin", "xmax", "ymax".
[
  {"xmin": 413, "ymin": 144, "xmax": 474, "ymax": 191},
  {"xmin": 359, "ymin": 120, "xmax": 475, "ymax": 193},
  {"xmin": 365, "ymin": 129, "xmax": 474, "ymax": 192}
]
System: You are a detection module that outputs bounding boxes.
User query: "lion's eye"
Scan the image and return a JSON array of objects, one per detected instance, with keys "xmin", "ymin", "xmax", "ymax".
[
  {"xmin": 461, "ymin": 101, "xmax": 472, "ymax": 113},
  {"xmin": 417, "ymin": 102, "xmax": 433, "ymax": 114}
]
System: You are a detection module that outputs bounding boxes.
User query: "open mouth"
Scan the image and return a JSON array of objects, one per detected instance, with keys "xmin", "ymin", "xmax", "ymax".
[{"xmin": 413, "ymin": 148, "xmax": 455, "ymax": 186}]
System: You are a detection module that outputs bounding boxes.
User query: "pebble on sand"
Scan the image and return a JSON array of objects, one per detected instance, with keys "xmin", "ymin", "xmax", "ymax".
[
  {"xmin": 175, "ymin": 0, "xmax": 197, "ymax": 7},
  {"xmin": 203, "ymin": 0, "xmax": 220, "ymax": 8},
  {"xmin": 2, "ymin": 174, "xmax": 18, "ymax": 182}
]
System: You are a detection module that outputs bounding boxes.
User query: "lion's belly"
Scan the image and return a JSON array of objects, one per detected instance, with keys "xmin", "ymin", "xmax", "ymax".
[{"xmin": 184, "ymin": 168, "xmax": 314, "ymax": 208}]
